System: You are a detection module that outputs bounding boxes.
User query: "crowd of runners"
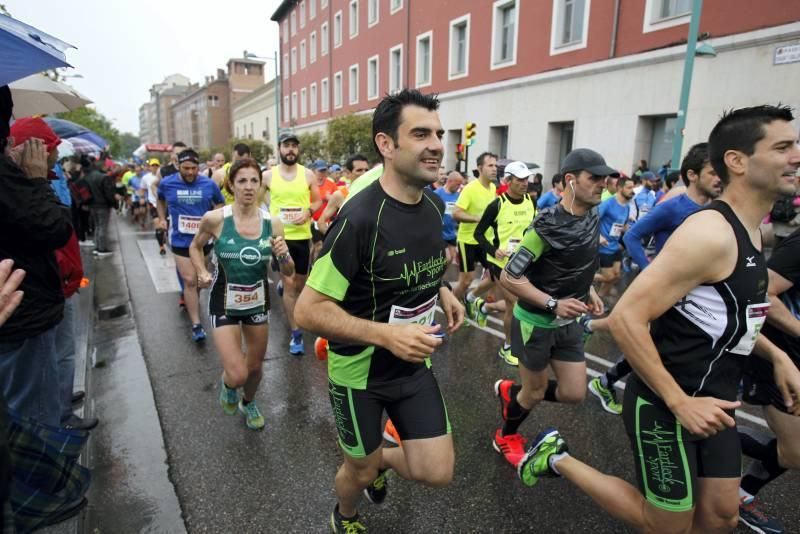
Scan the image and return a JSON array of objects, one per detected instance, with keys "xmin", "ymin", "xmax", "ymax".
[{"xmin": 108, "ymin": 90, "xmax": 799, "ymax": 534}]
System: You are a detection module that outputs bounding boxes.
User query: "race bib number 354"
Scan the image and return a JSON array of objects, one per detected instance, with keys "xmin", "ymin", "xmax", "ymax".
[{"xmin": 226, "ymin": 281, "xmax": 266, "ymax": 311}]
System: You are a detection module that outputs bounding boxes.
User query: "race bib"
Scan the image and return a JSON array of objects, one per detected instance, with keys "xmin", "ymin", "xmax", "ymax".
[
  {"xmin": 178, "ymin": 214, "xmax": 202, "ymax": 235},
  {"xmin": 610, "ymin": 223, "xmax": 624, "ymax": 238},
  {"xmin": 279, "ymin": 207, "xmax": 303, "ymax": 225},
  {"xmin": 729, "ymin": 302, "xmax": 771, "ymax": 355},
  {"xmin": 388, "ymin": 295, "xmax": 437, "ymax": 327},
  {"xmin": 225, "ymin": 281, "xmax": 266, "ymax": 311},
  {"xmin": 506, "ymin": 237, "xmax": 522, "ymax": 254},
  {"xmin": 445, "ymin": 202, "xmax": 456, "ymax": 216}
]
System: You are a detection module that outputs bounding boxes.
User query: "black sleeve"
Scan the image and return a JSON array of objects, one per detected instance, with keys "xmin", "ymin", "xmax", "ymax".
[
  {"xmin": 768, "ymin": 228, "xmax": 800, "ymax": 286},
  {"xmin": 103, "ymin": 175, "xmax": 117, "ymax": 204},
  {"xmin": 475, "ymin": 197, "xmax": 501, "ymax": 257},
  {"xmin": 0, "ymin": 171, "xmax": 73, "ymax": 252}
]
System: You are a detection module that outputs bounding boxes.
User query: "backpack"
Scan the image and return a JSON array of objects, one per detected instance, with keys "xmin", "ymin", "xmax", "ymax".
[{"xmin": 771, "ymin": 195, "xmax": 797, "ymax": 223}]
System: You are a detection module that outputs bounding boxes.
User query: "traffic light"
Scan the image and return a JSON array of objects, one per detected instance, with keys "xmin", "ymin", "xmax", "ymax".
[{"xmin": 465, "ymin": 122, "xmax": 477, "ymax": 146}]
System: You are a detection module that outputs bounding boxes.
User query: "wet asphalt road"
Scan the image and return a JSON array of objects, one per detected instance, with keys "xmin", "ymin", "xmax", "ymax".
[{"xmin": 113, "ymin": 217, "xmax": 799, "ymax": 534}]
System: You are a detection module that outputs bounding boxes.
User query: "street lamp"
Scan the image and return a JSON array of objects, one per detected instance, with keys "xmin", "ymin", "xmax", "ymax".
[
  {"xmin": 670, "ymin": 0, "xmax": 717, "ymax": 171},
  {"xmin": 244, "ymin": 50, "xmax": 280, "ymax": 147}
]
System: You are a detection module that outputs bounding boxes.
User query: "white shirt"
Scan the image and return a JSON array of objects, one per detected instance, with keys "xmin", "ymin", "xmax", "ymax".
[{"xmin": 141, "ymin": 172, "xmax": 159, "ymax": 207}]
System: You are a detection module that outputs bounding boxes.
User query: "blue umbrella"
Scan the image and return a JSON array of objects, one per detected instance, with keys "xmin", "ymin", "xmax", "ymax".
[
  {"xmin": 71, "ymin": 130, "xmax": 108, "ymax": 149},
  {"xmin": 42, "ymin": 117, "xmax": 90, "ymax": 138},
  {"xmin": 0, "ymin": 14, "xmax": 75, "ymax": 86}
]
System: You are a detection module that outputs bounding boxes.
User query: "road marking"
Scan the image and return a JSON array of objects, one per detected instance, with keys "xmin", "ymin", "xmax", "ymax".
[
  {"xmin": 437, "ymin": 305, "xmax": 769, "ymax": 428},
  {"xmin": 137, "ymin": 239, "xmax": 181, "ymax": 293}
]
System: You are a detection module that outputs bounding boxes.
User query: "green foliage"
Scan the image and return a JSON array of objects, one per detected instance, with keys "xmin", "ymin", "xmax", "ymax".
[
  {"xmin": 199, "ymin": 138, "xmax": 274, "ymax": 165},
  {"xmin": 118, "ymin": 133, "xmax": 140, "ymax": 158},
  {"xmin": 55, "ymin": 107, "xmax": 124, "ymax": 156},
  {"xmin": 297, "ymin": 131, "xmax": 327, "ymax": 163},
  {"xmin": 326, "ymin": 113, "xmax": 376, "ymax": 164}
]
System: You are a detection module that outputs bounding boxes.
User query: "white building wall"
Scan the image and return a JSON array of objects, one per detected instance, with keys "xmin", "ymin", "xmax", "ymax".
[{"xmin": 232, "ymin": 84, "xmax": 278, "ymax": 147}]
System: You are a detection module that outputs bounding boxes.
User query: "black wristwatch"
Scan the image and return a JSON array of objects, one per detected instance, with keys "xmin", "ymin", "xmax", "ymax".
[{"xmin": 544, "ymin": 297, "xmax": 558, "ymax": 314}]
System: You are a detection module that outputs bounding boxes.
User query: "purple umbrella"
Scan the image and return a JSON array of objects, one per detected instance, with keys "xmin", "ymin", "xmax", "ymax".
[
  {"xmin": 43, "ymin": 117, "xmax": 108, "ymax": 149},
  {"xmin": 67, "ymin": 137, "xmax": 102, "ymax": 157}
]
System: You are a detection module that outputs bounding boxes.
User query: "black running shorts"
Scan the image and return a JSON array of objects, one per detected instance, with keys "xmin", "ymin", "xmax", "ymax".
[
  {"xmin": 327, "ymin": 369, "xmax": 451, "ymax": 458},
  {"xmin": 171, "ymin": 244, "xmax": 213, "ymax": 258},
  {"xmin": 742, "ymin": 355, "xmax": 799, "ymax": 415},
  {"xmin": 599, "ymin": 250, "xmax": 622, "ymax": 268},
  {"xmin": 286, "ymin": 239, "xmax": 312, "ymax": 276},
  {"xmin": 210, "ymin": 312, "xmax": 270, "ymax": 328},
  {"xmin": 511, "ymin": 318, "xmax": 584, "ymax": 372},
  {"xmin": 457, "ymin": 241, "xmax": 487, "ymax": 273}
]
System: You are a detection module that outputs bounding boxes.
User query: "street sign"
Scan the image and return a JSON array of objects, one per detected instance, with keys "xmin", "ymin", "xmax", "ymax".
[{"xmin": 774, "ymin": 44, "xmax": 800, "ymax": 65}]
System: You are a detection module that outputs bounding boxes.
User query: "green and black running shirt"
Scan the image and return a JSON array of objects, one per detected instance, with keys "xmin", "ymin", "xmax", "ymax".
[{"xmin": 307, "ymin": 178, "xmax": 447, "ymax": 390}]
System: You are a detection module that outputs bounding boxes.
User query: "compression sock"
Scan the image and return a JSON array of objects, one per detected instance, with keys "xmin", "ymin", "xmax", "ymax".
[
  {"xmin": 543, "ymin": 380, "xmax": 559, "ymax": 402},
  {"xmin": 740, "ymin": 439, "xmax": 786, "ymax": 497},
  {"xmin": 502, "ymin": 384, "xmax": 530, "ymax": 436},
  {"xmin": 605, "ymin": 357, "xmax": 633, "ymax": 388}
]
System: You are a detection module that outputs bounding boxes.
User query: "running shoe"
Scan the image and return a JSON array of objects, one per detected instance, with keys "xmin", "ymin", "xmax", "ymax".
[
  {"xmin": 277, "ymin": 279, "xmax": 284, "ymax": 298},
  {"xmin": 464, "ymin": 298, "xmax": 473, "ymax": 319},
  {"xmin": 498, "ymin": 346, "xmax": 519, "ymax": 366},
  {"xmin": 289, "ymin": 332, "xmax": 304, "ymax": 355},
  {"xmin": 472, "ymin": 297, "xmax": 488, "ymax": 327},
  {"xmin": 93, "ymin": 249, "xmax": 113, "ymax": 257},
  {"xmin": 363, "ymin": 469, "xmax": 389, "ymax": 505},
  {"xmin": 739, "ymin": 497, "xmax": 785, "ymax": 533},
  {"xmin": 330, "ymin": 506, "xmax": 366, "ymax": 534},
  {"xmin": 383, "ymin": 419, "xmax": 402, "ymax": 446},
  {"xmin": 159, "ymin": 245, "xmax": 166, "ymax": 256},
  {"xmin": 238, "ymin": 400, "xmax": 265, "ymax": 430},
  {"xmin": 191, "ymin": 324, "xmax": 207, "ymax": 343},
  {"xmin": 493, "ymin": 429, "xmax": 528, "ymax": 467},
  {"xmin": 517, "ymin": 428, "xmax": 568, "ymax": 487},
  {"xmin": 315, "ymin": 337, "xmax": 329, "ymax": 361},
  {"xmin": 588, "ymin": 377, "xmax": 622, "ymax": 415},
  {"xmin": 578, "ymin": 315, "xmax": 593, "ymax": 343},
  {"xmin": 494, "ymin": 379, "xmax": 516, "ymax": 421},
  {"xmin": 219, "ymin": 379, "xmax": 239, "ymax": 415},
  {"xmin": 79, "ymin": 240, "xmax": 95, "ymax": 248}
]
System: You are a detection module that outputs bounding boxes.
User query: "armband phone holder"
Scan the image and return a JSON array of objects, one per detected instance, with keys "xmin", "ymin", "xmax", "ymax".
[{"xmin": 505, "ymin": 248, "xmax": 533, "ymax": 278}]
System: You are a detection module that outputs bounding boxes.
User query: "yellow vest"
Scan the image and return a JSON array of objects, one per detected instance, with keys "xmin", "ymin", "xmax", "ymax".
[
  {"xmin": 487, "ymin": 193, "xmax": 536, "ymax": 268},
  {"xmin": 269, "ymin": 165, "xmax": 311, "ymax": 240},
  {"xmin": 221, "ymin": 162, "xmax": 235, "ymax": 205}
]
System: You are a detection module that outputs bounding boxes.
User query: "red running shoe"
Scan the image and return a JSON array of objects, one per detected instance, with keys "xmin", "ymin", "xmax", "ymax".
[
  {"xmin": 493, "ymin": 429, "xmax": 527, "ymax": 467},
  {"xmin": 383, "ymin": 419, "xmax": 402, "ymax": 447},
  {"xmin": 494, "ymin": 379, "xmax": 516, "ymax": 421},
  {"xmin": 314, "ymin": 337, "xmax": 329, "ymax": 360}
]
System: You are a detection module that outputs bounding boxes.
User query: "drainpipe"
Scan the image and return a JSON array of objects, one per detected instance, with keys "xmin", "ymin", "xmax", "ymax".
[
  {"xmin": 405, "ymin": 0, "xmax": 410, "ymax": 88},
  {"xmin": 609, "ymin": 0, "xmax": 620, "ymax": 58}
]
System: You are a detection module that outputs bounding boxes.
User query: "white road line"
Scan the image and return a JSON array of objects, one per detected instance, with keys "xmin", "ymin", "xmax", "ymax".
[
  {"xmin": 437, "ymin": 305, "xmax": 769, "ymax": 428},
  {"xmin": 137, "ymin": 239, "xmax": 181, "ymax": 294}
]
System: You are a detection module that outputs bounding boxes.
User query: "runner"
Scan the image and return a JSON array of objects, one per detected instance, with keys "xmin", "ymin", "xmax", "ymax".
[
  {"xmin": 213, "ymin": 143, "xmax": 250, "ymax": 206},
  {"xmin": 295, "ymin": 89, "xmax": 464, "ymax": 533},
  {"xmin": 141, "ymin": 159, "xmax": 166, "ymax": 254},
  {"xmin": 264, "ymin": 132, "xmax": 322, "ymax": 355},
  {"xmin": 452, "ymin": 152, "xmax": 497, "ymax": 307},
  {"xmin": 517, "ymin": 105, "xmax": 800, "ymax": 534},
  {"xmin": 630, "ymin": 171, "xmax": 658, "ymax": 221},
  {"xmin": 160, "ymin": 142, "xmax": 186, "ymax": 180},
  {"xmin": 585, "ymin": 143, "xmax": 722, "ymax": 415},
  {"xmin": 191, "ymin": 158, "xmax": 295, "ymax": 430},
  {"xmin": 474, "ymin": 161, "xmax": 536, "ymax": 366},
  {"xmin": 536, "ymin": 174, "xmax": 564, "ymax": 209},
  {"xmin": 492, "ymin": 148, "xmax": 610, "ymax": 467},
  {"xmin": 128, "ymin": 165, "xmax": 146, "ymax": 228},
  {"xmin": 739, "ymin": 225, "xmax": 800, "ymax": 533},
  {"xmin": 433, "ymin": 171, "xmax": 463, "ymax": 265},
  {"xmin": 317, "ymin": 154, "xmax": 371, "ymax": 233},
  {"xmin": 593, "ymin": 176, "xmax": 634, "ymax": 299},
  {"xmin": 157, "ymin": 149, "xmax": 225, "ymax": 342},
  {"xmin": 601, "ymin": 175, "xmax": 618, "ymax": 202},
  {"xmin": 311, "ymin": 160, "xmax": 339, "ymax": 261}
]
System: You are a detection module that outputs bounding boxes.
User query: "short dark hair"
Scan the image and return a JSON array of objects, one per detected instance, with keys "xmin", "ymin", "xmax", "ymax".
[
  {"xmin": 173, "ymin": 141, "xmax": 187, "ymax": 148},
  {"xmin": 345, "ymin": 154, "xmax": 369, "ymax": 171},
  {"xmin": 708, "ymin": 105, "xmax": 795, "ymax": 184},
  {"xmin": 372, "ymin": 89, "xmax": 440, "ymax": 161},
  {"xmin": 226, "ymin": 157, "xmax": 263, "ymax": 195},
  {"xmin": 679, "ymin": 142, "xmax": 710, "ymax": 186},
  {"xmin": 616, "ymin": 176, "xmax": 631, "ymax": 190},
  {"xmin": 551, "ymin": 173, "xmax": 564, "ymax": 187},
  {"xmin": 233, "ymin": 143, "xmax": 251, "ymax": 157},
  {"xmin": 665, "ymin": 171, "xmax": 681, "ymax": 189},
  {"xmin": 476, "ymin": 152, "xmax": 498, "ymax": 168}
]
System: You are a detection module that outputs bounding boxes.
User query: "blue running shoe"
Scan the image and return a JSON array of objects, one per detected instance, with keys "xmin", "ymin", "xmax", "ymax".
[
  {"xmin": 289, "ymin": 331, "xmax": 304, "ymax": 355},
  {"xmin": 191, "ymin": 324, "xmax": 206, "ymax": 343},
  {"xmin": 739, "ymin": 497, "xmax": 784, "ymax": 534}
]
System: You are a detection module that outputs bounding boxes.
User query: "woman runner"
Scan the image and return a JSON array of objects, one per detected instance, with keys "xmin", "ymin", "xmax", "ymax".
[{"xmin": 190, "ymin": 158, "xmax": 294, "ymax": 430}]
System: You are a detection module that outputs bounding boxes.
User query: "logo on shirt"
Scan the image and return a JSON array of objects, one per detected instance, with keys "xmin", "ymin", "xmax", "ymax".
[{"xmin": 745, "ymin": 256, "xmax": 757, "ymax": 268}]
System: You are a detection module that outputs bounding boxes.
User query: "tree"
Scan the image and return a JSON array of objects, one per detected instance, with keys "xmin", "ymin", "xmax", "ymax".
[
  {"xmin": 326, "ymin": 113, "xmax": 376, "ymax": 164},
  {"xmin": 200, "ymin": 138, "xmax": 274, "ymax": 165},
  {"xmin": 297, "ymin": 131, "xmax": 327, "ymax": 163},
  {"xmin": 119, "ymin": 133, "xmax": 140, "ymax": 158},
  {"xmin": 55, "ymin": 107, "xmax": 123, "ymax": 156}
]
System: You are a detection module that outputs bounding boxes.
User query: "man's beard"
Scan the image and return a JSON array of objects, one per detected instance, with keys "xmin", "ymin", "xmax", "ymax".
[{"xmin": 280, "ymin": 153, "xmax": 297, "ymax": 165}]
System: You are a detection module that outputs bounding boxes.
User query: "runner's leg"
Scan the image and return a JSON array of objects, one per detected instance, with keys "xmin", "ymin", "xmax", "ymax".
[
  {"xmin": 381, "ymin": 434, "xmax": 453, "ymax": 487},
  {"xmin": 691, "ymin": 478, "xmax": 740, "ymax": 533},
  {"xmin": 174, "ymin": 256, "xmax": 201, "ymax": 324},
  {"xmin": 241, "ymin": 323, "xmax": 268, "ymax": 402},
  {"xmin": 214, "ymin": 324, "xmax": 248, "ymax": 388}
]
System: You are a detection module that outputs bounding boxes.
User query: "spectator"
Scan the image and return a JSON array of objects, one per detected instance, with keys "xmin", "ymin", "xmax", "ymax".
[
  {"xmin": 537, "ymin": 173, "xmax": 564, "ymax": 209},
  {"xmin": 84, "ymin": 156, "xmax": 116, "ymax": 257}
]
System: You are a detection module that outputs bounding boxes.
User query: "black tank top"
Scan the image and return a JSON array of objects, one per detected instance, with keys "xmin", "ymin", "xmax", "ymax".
[{"xmin": 645, "ymin": 200, "xmax": 769, "ymax": 402}]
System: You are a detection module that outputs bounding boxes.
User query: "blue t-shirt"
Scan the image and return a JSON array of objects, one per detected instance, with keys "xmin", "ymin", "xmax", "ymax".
[
  {"xmin": 433, "ymin": 187, "xmax": 460, "ymax": 242},
  {"xmin": 537, "ymin": 190, "xmax": 561, "ymax": 210},
  {"xmin": 129, "ymin": 175, "xmax": 142, "ymax": 201},
  {"xmin": 632, "ymin": 188, "xmax": 656, "ymax": 219},
  {"xmin": 622, "ymin": 193, "xmax": 702, "ymax": 269},
  {"xmin": 598, "ymin": 196, "xmax": 630, "ymax": 255},
  {"xmin": 158, "ymin": 174, "xmax": 224, "ymax": 248}
]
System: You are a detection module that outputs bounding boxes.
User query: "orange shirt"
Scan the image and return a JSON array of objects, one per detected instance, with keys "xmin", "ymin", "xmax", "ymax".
[{"xmin": 312, "ymin": 178, "xmax": 339, "ymax": 220}]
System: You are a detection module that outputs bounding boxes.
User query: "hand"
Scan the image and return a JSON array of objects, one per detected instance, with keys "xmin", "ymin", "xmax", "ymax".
[
  {"xmin": 671, "ymin": 395, "xmax": 740, "ymax": 438},
  {"xmin": 555, "ymin": 298, "xmax": 589, "ymax": 319},
  {"xmin": 383, "ymin": 323, "xmax": 442, "ymax": 363},
  {"xmin": 773, "ymin": 355, "xmax": 800, "ymax": 416},
  {"xmin": 20, "ymin": 139, "xmax": 50, "ymax": 178},
  {"xmin": 293, "ymin": 210, "xmax": 310, "ymax": 225},
  {"xmin": 587, "ymin": 287, "xmax": 604, "ymax": 316},
  {"xmin": 197, "ymin": 270, "xmax": 213, "ymax": 289},
  {"xmin": 494, "ymin": 249, "xmax": 508, "ymax": 260},
  {"xmin": 158, "ymin": 219, "xmax": 168, "ymax": 231},
  {"xmin": 0, "ymin": 259, "xmax": 25, "ymax": 327},
  {"xmin": 271, "ymin": 236, "xmax": 289, "ymax": 258},
  {"xmin": 439, "ymin": 286, "xmax": 465, "ymax": 334}
]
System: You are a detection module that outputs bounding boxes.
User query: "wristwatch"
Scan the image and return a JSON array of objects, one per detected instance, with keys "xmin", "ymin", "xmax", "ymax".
[{"xmin": 544, "ymin": 297, "xmax": 558, "ymax": 314}]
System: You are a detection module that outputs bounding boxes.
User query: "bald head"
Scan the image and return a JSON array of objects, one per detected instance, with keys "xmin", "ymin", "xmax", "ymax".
[{"xmin": 445, "ymin": 171, "xmax": 463, "ymax": 192}]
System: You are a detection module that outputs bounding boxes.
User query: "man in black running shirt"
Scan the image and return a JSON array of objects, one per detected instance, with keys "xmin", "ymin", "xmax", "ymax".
[
  {"xmin": 296, "ymin": 89, "xmax": 464, "ymax": 533},
  {"xmin": 516, "ymin": 105, "xmax": 800, "ymax": 534}
]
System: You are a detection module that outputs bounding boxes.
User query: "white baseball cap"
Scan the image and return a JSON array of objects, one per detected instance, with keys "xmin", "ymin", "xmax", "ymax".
[{"xmin": 504, "ymin": 161, "xmax": 533, "ymax": 180}]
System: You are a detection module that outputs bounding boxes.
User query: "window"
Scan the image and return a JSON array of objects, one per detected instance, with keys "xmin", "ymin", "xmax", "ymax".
[
  {"xmin": 489, "ymin": 126, "xmax": 509, "ymax": 159},
  {"xmin": 643, "ymin": 0, "xmax": 691, "ymax": 32},
  {"xmin": 282, "ymin": 21, "xmax": 288, "ymax": 43},
  {"xmin": 546, "ymin": 121, "xmax": 574, "ymax": 172},
  {"xmin": 321, "ymin": 0, "xmax": 328, "ymax": 7},
  {"xmin": 389, "ymin": 44, "xmax": 403, "ymax": 93},
  {"xmin": 349, "ymin": 0, "xmax": 359, "ymax": 38},
  {"xmin": 310, "ymin": 82, "xmax": 318, "ymax": 115},
  {"xmin": 236, "ymin": 126, "xmax": 240, "ymax": 138},
  {"xmin": 283, "ymin": 53, "xmax": 289, "ymax": 78},
  {"xmin": 334, "ymin": 71, "xmax": 343, "ymax": 109},
  {"xmin": 301, "ymin": 87, "xmax": 307, "ymax": 118},
  {"xmin": 283, "ymin": 96, "xmax": 289, "ymax": 122},
  {"xmin": 367, "ymin": 55, "xmax": 379, "ymax": 100},
  {"xmin": 491, "ymin": 0, "xmax": 518, "ymax": 68},
  {"xmin": 368, "ymin": 0, "xmax": 379, "ymax": 26},
  {"xmin": 310, "ymin": 32, "xmax": 317, "ymax": 63},
  {"xmin": 321, "ymin": 22, "xmax": 329, "ymax": 55},
  {"xmin": 415, "ymin": 31, "xmax": 432, "ymax": 88},
  {"xmin": 321, "ymin": 77, "xmax": 329, "ymax": 112},
  {"xmin": 449, "ymin": 15, "xmax": 470, "ymax": 79},
  {"xmin": 290, "ymin": 11, "xmax": 297, "ymax": 35},
  {"xmin": 309, "ymin": 0, "xmax": 316, "ymax": 19},
  {"xmin": 334, "ymin": 11, "xmax": 343, "ymax": 47},
  {"xmin": 551, "ymin": 0, "xmax": 589, "ymax": 54},
  {"xmin": 300, "ymin": 1, "xmax": 306, "ymax": 27},
  {"xmin": 300, "ymin": 40, "xmax": 306, "ymax": 69},
  {"xmin": 264, "ymin": 117, "xmax": 270, "ymax": 139},
  {"xmin": 291, "ymin": 91, "xmax": 298, "ymax": 120},
  {"xmin": 390, "ymin": 0, "xmax": 402, "ymax": 15},
  {"xmin": 349, "ymin": 64, "xmax": 359, "ymax": 104},
  {"xmin": 291, "ymin": 47, "xmax": 297, "ymax": 74}
]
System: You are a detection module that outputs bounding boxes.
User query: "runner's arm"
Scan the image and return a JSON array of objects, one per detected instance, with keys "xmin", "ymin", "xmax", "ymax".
[
  {"xmin": 190, "ymin": 211, "xmax": 221, "ymax": 285},
  {"xmin": 308, "ymin": 175, "xmax": 322, "ymax": 214},
  {"xmin": 621, "ymin": 201, "xmax": 671, "ymax": 268},
  {"xmin": 753, "ymin": 333, "xmax": 800, "ymax": 414},
  {"xmin": 452, "ymin": 192, "xmax": 478, "ymax": 223},
  {"xmin": 765, "ymin": 268, "xmax": 800, "ymax": 337},
  {"xmin": 498, "ymin": 229, "xmax": 551, "ymax": 307},
  {"xmin": 318, "ymin": 191, "xmax": 344, "ymax": 233},
  {"xmin": 474, "ymin": 198, "xmax": 500, "ymax": 257},
  {"xmin": 271, "ymin": 219, "xmax": 295, "ymax": 277}
]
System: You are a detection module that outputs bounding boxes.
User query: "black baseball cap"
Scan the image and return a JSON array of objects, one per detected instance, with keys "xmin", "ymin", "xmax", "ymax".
[
  {"xmin": 278, "ymin": 131, "xmax": 299, "ymax": 144},
  {"xmin": 560, "ymin": 148, "xmax": 619, "ymax": 177}
]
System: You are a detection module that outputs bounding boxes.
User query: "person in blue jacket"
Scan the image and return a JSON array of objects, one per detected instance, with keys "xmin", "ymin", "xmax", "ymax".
[
  {"xmin": 595, "ymin": 176, "xmax": 634, "ymax": 297},
  {"xmin": 433, "ymin": 170, "xmax": 463, "ymax": 264},
  {"xmin": 536, "ymin": 173, "xmax": 563, "ymax": 209}
]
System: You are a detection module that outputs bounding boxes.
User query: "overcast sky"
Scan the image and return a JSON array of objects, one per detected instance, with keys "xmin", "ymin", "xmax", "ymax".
[{"xmin": 8, "ymin": 0, "xmax": 283, "ymax": 134}]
